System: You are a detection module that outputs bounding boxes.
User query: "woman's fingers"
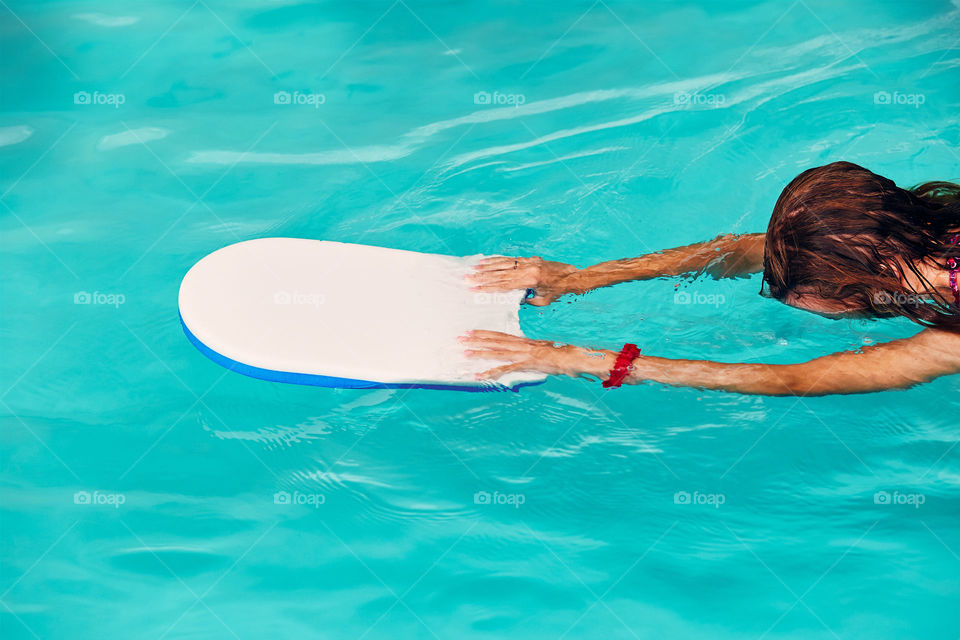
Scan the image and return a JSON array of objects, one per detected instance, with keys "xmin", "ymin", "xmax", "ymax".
[
  {"xmin": 470, "ymin": 258, "xmax": 541, "ymax": 282},
  {"xmin": 461, "ymin": 332, "xmax": 536, "ymax": 362},
  {"xmin": 475, "ymin": 256, "xmax": 538, "ymax": 269},
  {"xmin": 468, "ymin": 267, "xmax": 536, "ymax": 285},
  {"xmin": 468, "ymin": 257, "xmax": 546, "ymax": 297},
  {"xmin": 476, "ymin": 362, "xmax": 525, "ymax": 380},
  {"xmin": 463, "ymin": 348, "xmax": 525, "ymax": 361},
  {"xmin": 467, "ymin": 270, "xmax": 526, "ymax": 286},
  {"xmin": 462, "ymin": 342, "xmax": 528, "ymax": 356},
  {"xmin": 463, "ymin": 331, "xmax": 571, "ymax": 379},
  {"xmin": 474, "ymin": 256, "xmax": 518, "ymax": 271},
  {"xmin": 467, "ymin": 273, "xmax": 529, "ymax": 288},
  {"xmin": 463, "ymin": 330, "xmax": 532, "ymax": 345}
]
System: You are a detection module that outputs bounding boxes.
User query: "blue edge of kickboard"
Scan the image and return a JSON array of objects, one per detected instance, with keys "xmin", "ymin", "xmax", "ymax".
[{"xmin": 179, "ymin": 313, "xmax": 544, "ymax": 393}]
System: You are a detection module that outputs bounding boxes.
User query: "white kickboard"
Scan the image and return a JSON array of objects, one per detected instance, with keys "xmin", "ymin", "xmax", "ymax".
[{"xmin": 178, "ymin": 238, "xmax": 546, "ymax": 391}]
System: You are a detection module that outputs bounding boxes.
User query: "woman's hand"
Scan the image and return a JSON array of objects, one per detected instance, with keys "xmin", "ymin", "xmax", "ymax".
[
  {"xmin": 466, "ymin": 256, "xmax": 579, "ymax": 306},
  {"xmin": 460, "ymin": 330, "xmax": 614, "ymax": 380}
]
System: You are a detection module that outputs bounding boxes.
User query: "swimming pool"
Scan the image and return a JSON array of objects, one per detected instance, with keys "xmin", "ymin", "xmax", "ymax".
[{"xmin": 2, "ymin": 0, "xmax": 959, "ymax": 637}]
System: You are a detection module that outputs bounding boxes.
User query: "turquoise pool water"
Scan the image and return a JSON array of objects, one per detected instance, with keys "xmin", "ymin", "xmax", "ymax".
[{"xmin": 2, "ymin": 0, "xmax": 959, "ymax": 637}]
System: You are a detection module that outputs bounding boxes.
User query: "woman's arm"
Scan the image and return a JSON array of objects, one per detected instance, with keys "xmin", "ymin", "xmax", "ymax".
[
  {"xmin": 469, "ymin": 233, "xmax": 765, "ymax": 306},
  {"xmin": 571, "ymin": 232, "xmax": 766, "ymax": 291},
  {"xmin": 461, "ymin": 328, "xmax": 960, "ymax": 396}
]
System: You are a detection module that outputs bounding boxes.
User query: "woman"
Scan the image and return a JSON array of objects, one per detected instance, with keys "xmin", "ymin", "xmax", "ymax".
[{"xmin": 461, "ymin": 161, "xmax": 960, "ymax": 396}]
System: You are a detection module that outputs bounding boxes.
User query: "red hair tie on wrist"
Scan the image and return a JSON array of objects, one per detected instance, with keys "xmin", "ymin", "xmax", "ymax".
[{"xmin": 602, "ymin": 343, "xmax": 641, "ymax": 388}]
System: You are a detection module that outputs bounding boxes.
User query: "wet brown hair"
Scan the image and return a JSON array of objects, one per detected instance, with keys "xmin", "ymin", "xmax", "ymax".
[{"xmin": 761, "ymin": 161, "xmax": 960, "ymax": 329}]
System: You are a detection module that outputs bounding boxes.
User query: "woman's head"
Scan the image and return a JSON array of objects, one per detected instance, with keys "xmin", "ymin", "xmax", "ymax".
[{"xmin": 761, "ymin": 161, "xmax": 960, "ymax": 328}]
